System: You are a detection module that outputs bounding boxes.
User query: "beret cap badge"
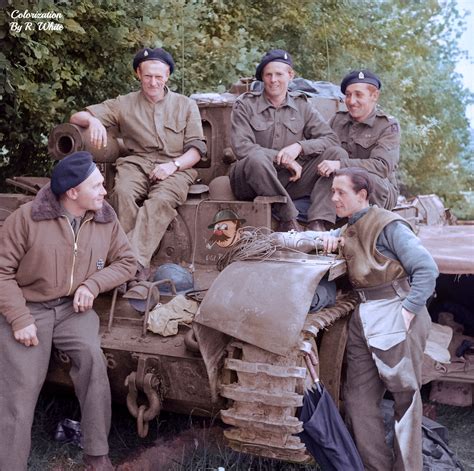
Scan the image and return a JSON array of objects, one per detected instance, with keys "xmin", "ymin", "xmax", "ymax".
[
  {"xmin": 340, "ymin": 69, "xmax": 381, "ymax": 94},
  {"xmin": 132, "ymin": 47, "xmax": 175, "ymax": 74},
  {"xmin": 255, "ymin": 49, "xmax": 293, "ymax": 81}
]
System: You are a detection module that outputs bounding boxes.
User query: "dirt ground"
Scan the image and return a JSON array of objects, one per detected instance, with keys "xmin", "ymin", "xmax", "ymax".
[{"xmin": 28, "ymin": 388, "xmax": 474, "ymax": 470}]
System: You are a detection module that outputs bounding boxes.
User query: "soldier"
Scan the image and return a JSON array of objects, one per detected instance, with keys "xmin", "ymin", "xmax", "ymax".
[
  {"xmin": 321, "ymin": 167, "xmax": 438, "ymax": 470},
  {"xmin": 70, "ymin": 47, "xmax": 207, "ymax": 278},
  {"xmin": 0, "ymin": 151, "xmax": 136, "ymax": 471},
  {"xmin": 230, "ymin": 49, "xmax": 342, "ymax": 232},
  {"xmin": 317, "ymin": 69, "xmax": 401, "ymax": 211}
]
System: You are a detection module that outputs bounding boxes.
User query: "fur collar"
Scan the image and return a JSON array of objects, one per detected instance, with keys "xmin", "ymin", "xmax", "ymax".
[{"xmin": 31, "ymin": 183, "xmax": 115, "ymax": 223}]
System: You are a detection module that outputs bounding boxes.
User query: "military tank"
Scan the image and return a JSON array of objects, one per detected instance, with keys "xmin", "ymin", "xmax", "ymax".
[{"xmin": 2, "ymin": 78, "xmax": 473, "ymax": 463}]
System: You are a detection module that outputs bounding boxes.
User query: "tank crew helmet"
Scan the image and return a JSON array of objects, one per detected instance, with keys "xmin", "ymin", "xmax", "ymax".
[
  {"xmin": 340, "ymin": 69, "xmax": 381, "ymax": 94},
  {"xmin": 153, "ymin": 263, "xmax": 194, "ymax": 295},
  {"xmin": 207, "ymin": 209, "xmax": 246, "ymax": 229},
  {"xmin": 255, "ymin": 49, "xmax": 293, "ymax": 81},
  {"xmin": 51, "ymin": 151, "xmax": 96, "ymax": 196},
  {"xmin": 133, "ymin": 47, "xmax": 175, "ymax": 74}
]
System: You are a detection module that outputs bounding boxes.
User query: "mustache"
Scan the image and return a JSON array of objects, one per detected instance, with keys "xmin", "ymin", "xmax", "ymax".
[{"xmin": 209, "ymin": 233, "xmax": 231, "ymax": 243}]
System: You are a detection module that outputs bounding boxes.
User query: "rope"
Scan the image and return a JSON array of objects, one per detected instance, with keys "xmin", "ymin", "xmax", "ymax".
[{"xmin": 216, "ymin": 226, "xmax": 278, "ymax": 271}]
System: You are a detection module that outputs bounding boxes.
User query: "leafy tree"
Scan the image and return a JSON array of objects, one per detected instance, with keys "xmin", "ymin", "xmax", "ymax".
[
  {"xmin": 0, "ymin": 0, "xmax": 259, "ymax": 187},
  {"xmin": 1, "ymin": 0, "xmax": 472, "ymax": 216}
]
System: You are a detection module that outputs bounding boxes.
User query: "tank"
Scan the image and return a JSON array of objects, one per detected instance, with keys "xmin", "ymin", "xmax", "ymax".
[{"xmin": 2, "ymin": 79, "xmax": 473, "ymax": 464}]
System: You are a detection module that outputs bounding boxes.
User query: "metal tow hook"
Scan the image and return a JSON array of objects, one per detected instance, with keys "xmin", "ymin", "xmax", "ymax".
[{"xmin": 125, "ymin": 371, "xmax": 161, "ymax": 438}]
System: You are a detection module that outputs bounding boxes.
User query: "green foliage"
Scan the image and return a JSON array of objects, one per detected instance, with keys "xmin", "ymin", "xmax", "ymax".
[{"xmin": 1, "ymin": 0, "xmax": 472, "ymax": 214}]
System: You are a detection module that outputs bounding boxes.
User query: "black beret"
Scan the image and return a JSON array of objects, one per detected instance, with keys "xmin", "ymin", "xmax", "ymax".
[
  {"xmin": 132, "ymin": 47, "xmax": 175, "ymax": 74},
  {"xmin": 255, "ymin": 49, "xmax": 293, "ymax": 81},
  {"xmin": 340, "ymin": 69, "xmax": 381, "ymax": 94},
  {"xmin": 51, "ymin": 151, "xmax": 96, "ymax": 196}
]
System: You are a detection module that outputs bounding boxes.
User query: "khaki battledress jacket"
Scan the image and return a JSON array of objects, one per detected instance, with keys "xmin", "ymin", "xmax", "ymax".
[
  {"xmin": 231, "ymin": 90, "xmax": 339, "ymax": 162},
  {"xmin": 330, "ymin": 108, "xmax": 400, "ymax": 209},
  {"xmin": 0, "ymin": 184, "xmax": 137, "ymax": 331}
]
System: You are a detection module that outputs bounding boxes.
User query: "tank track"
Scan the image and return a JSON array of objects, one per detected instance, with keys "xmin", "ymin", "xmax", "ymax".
[{"xmin": 219, "ymin": 291, "xmax": 359, "ymax": 463}]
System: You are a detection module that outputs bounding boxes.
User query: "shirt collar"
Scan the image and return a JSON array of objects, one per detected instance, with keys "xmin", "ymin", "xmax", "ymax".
[
  {"xmin": 348, "ymin": 206, "xmax": 370, "ymax": 225},
  {"xmin": 140, "ymin": 85, "xmax": 169, "ymax": 105},
  {"xmin": 350, "ymin": 107, "xmax": 377, "ymax": 127},
  {"xmin": 256, "ymin": 91, "xmax": 299, "ymax": 113}
]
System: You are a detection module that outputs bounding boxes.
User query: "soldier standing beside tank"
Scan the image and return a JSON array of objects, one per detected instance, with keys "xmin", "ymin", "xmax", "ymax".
[
  {"xmin": 319, "ymin": 167, "xmax": 438, "ymax": 470},
  {"xmin": 70, "ymin": 47, "xmax": 207, "ymax": 279},
  {"xmin": 0, "ymin": 151, "xmax": 137, "ymax": 471},
  {"xmin": 230, "ymin": 49, "xmax": 343, "ymax": 233},
  {"xmin": 317, "ymin": 69, "xmax": 401, "ymax": 211}
]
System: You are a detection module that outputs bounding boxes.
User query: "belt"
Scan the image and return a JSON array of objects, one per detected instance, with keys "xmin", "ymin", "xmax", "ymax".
[{"xmin": 355, "ymin": 278, "xmax": 410, "ymax": 302}]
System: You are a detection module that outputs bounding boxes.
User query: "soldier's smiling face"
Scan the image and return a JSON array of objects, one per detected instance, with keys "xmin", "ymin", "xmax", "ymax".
[
  {"xmin": 262, "ymin": 61, "xmax": 294, "ymax": 103},
  {"xmin": 137, "ymin": 60, "xmax": 170, "ymax": 103},
  {"xmin": 344, "ymin": 83, "xmax": 379, "ymax": 122}
]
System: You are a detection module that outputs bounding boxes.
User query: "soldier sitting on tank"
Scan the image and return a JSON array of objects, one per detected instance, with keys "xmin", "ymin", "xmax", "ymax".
[
  {"xmin": 317, "ymin": 69, "xmax": 401, "ymax": 213},
  {"xmin": 230, "ymin": 49, "xmax": 343, "ymax": 233},
  {"xmin": 70, "ymin": 47, "xmax": 207, "ymax": 279},
  {"xmin": 0, "ymin": 151, "xmax": 137, "ymax": 471},
  {"xmin": 319, "ymin": 167, "xmax": 438, "ymax": 471}
]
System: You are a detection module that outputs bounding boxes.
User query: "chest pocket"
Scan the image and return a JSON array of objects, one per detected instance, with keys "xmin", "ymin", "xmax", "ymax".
[
  {"xmin": 282, "ymin": 118, "xmax": 304, "ymax": 135},
  {"xmin": 249, "ymin": 117, "xmax": 273, "ymax": 132},
  {"xmin": 163, "ymin": 119, "xmax": 187, "ymax": 155},
  {"xmin": 353, "ymin": 136, "xmax": 377, "ymax": 160}
]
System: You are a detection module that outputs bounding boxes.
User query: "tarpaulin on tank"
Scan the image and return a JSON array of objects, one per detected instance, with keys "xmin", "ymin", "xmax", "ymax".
[
  {"xmin": 251, "ymin": 78, "xmax": 344, "ymax": 100},
  {"xmin": 194, "ymin": 259, "xmax": 331, "ymax": 356},
  {"xmin": 418, "ymin": 225, "xmax": 474, "ymax": 274}
]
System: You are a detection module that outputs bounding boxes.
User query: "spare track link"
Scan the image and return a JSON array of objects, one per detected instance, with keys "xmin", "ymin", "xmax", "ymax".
[{"xmin": 219, "ymin": 291, "xmax": 360, "ymax": 463}]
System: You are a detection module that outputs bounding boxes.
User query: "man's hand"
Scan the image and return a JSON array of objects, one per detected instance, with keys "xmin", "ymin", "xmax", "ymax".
[
  {"xmin": 276, "ymin": 143, "xmax": 302, "ymax": 166},
  {"xmin": 319, "ymin": 234, "xmax": 344, "ymax": 254},
  {"xmin": 14, "ymin": 323, "xmax": 39, "ymax": 347},
  {"xmin": 286, "ymin": 160, "xmax": 302, "ymax": 182},
  {"xmin": 149, "ymin": 162, "xmax": 176, "ymax": 182},
  {"xmin": 73, "ymin": 285, "xmax": 95, "ymax": 313},
  {"xmin": 317, "ymin": 160, "xmax": 341, "ymax": 177},
  {"xmin": 88, "ymin": 117, "xmax": 107, "ymax": 149},
  {"xmin": 401, "ymin": 308, "xmax": 415, "ymax": 330}
]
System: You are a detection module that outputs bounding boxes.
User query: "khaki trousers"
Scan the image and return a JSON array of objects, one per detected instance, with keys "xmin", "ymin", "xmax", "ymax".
[
  {"xmin": 110, "ymin": 155, "xmax": 196, "ymax": 268},
  {"xmin": 344, "ymin": 304, "xmax": 431, "ymax": 471},
  {"xmin": 230, "ymin": 146, "xmax": 346, "ymax": 223},
  {"xmin": 0, "ymin": 298, "xmax": 111, "ymax": 471}
]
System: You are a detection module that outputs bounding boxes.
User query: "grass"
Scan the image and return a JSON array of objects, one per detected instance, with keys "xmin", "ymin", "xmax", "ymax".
[
  {"xmin": 436, "ymin": 403, "xmax": 474, "ymax": 471},
  {"xmin": 28, "ymin": 389, "xmax": 474, "ymax": 470},
  {"xmin": 29, "ymin": 389, "xmax": 158, "ymax": 470}
]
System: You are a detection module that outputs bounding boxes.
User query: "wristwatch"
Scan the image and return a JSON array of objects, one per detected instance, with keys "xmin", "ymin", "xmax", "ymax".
[{"xmin": 173, "ymin": 160, "xmax": 181, "ymax": 170}]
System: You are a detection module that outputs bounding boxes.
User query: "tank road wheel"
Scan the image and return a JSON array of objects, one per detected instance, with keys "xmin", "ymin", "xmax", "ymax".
[{"xmin": 219, "ymin": 292, "xmax": 359, "ymax": 463}]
